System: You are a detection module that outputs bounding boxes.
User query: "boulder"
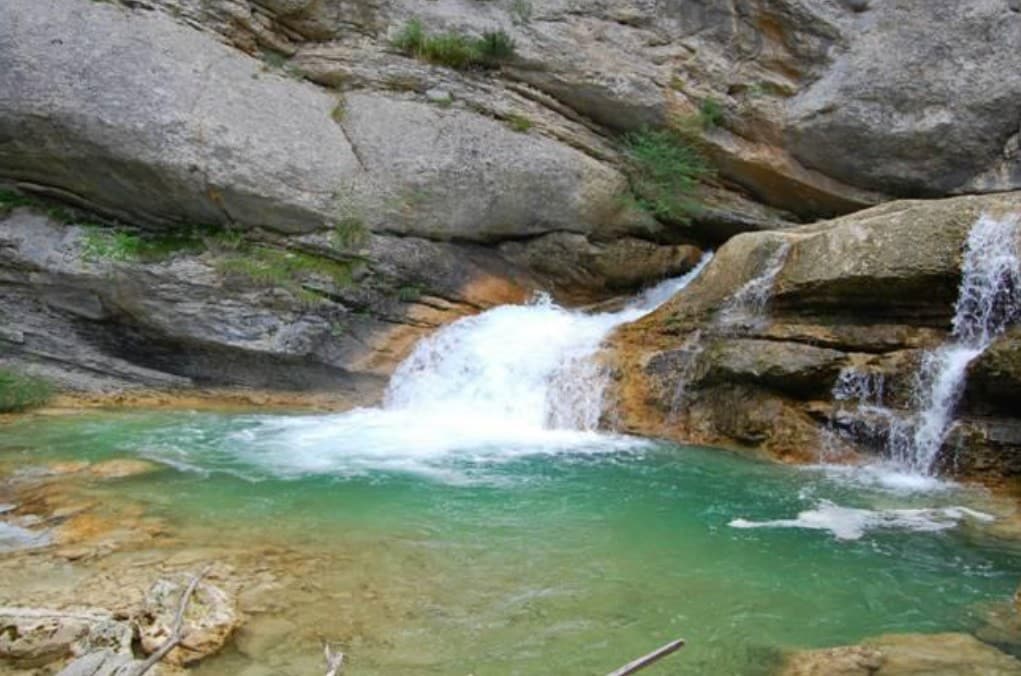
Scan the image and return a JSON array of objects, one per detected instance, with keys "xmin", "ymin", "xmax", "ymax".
[
  {"xmin": 787, "ymin": 1, "xmax": 1021, "ymax": 197},
  {"xmin": 0, "ymin": 607, "xmax": 132, "ymax": 668},
  {"xmin": 967, "ymin": 328, "xmax": 1021, "ymax": 415},
  {"xmin": 606, "ymin": 193, "xmax": 1021, "ymax": 476}
]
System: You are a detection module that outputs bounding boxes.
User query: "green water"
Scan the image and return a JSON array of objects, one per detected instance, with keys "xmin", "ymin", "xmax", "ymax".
[{"xmin": 1, "ymin": 411, "xmax": 1019, "ymax": 675}]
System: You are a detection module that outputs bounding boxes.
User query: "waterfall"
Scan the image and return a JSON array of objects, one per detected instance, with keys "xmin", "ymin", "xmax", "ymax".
[
  {"xmin": 384, "ymin": 253, "xmax": 715, "ymax": 432},
  {"xmin": 829, "ymin": 214, "xmax": 1020, "ymax": 475}
]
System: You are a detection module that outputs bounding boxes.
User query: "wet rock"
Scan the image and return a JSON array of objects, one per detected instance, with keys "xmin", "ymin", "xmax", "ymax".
[
  {"xmin": 607, "ymin": 192, "xmax": 1021, "ymax": 476},
  {"xmin": 0, "ymin": 608, "xmax": 132, "ymax": 668},
  {"xmin": 86, "ymin": 460, "xmax": 161, "ymax": 480},
  {"xmin": 698, "ymin": 339, "xmax": 847, "ymax": 398},
  {"xmin": 782, "ymin": 644, "xmax": 883, "ymax": 675},
  {"xmin": 137, "ymin": 574, "xmax": 240, "ymax": 666}
]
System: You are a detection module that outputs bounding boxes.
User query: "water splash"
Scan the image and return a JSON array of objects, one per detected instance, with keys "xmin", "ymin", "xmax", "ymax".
[
  {"xmin": 828, "ymin": 214, "xmax": 1020, "ymax": 476},
  {"xmin": 729, "ymin": 499, "xmax": 993, "ymax": 541},
  {"xmin": 385, "ymin": 254, "xmax": 713, "ymax": 432}
]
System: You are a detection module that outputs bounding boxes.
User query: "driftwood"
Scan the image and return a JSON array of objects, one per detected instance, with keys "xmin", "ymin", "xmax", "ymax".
[
  {"xmin": 606, "ymin": 638, "xmax": 686, "ymax": 676},
  {"xmin": 323, "ymin": 641, "xmax": 345, "ymax": 676},
  {"xmin": 132, "ymin": 565, "xmax": 211, "ymax": 676}
]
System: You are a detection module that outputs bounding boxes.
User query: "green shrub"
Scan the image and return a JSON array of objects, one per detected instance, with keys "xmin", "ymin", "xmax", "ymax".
[
  {"xmin": 391, "ymin": 21, "xmax": 516, "ymax": 70},
  {"xmin": 0, "ymin": 189, "xmax": 34, "ymax": 208},
  {"xmin": 699, "ymin": 97, "xmax": 724, "ymax": 129},
  {"xmin": 81, "ymin": 224, "xmax": 222, "ymax": 261},
  {"xmin": 476, "ymin": 30, "xmax": 516, "ymax": 64},
  {"xmin": 333, "ymin": 217, "xmax": 368, "ymax": 249},
  {"xmin": 397, "ymin": 284, "xmax": 422, "ymax": 302},
  {"xmin": 0, "ymin": 369, "xmax": 54, "ymax": 413},
  {"xmin": 422, "ymin": 33, "xmax": 481, "ymax": 69},
  {"xmin": 621, "ymin": 127, "xmax": 710, "ymax": 223},
  {"xmin": 216, "ymin": 245, "xmax": 358, "ymax": 306},
  {"xmin": 391, "ymin": 18, "xmax": 426, "ymax": 54},
  {"xmin": 505, "ymin": 112, "xmax": 533, "ymax": 133}
]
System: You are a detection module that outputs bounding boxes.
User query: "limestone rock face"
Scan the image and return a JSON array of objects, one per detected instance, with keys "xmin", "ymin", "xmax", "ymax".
[
  {"xmin": 0, "ymin": 0, "xmax": 639, "ymax": 243},
  {"xmin": 607, "ymin": 192, "xmax": 1021, "ymax": 478},
  {"xmin": 786, "ymin": 1, "xmax": 1021, "ymax": 197}
]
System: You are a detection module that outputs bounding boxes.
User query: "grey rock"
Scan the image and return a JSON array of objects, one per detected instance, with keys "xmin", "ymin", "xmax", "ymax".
[
  {"xmin": 0, "ymin": 0, "xmax": 642, "ymax": 245},
  {"xmin": 787, "ymin": 0, "xmax": 1021, "ymax": 196},
  {"xmin": 0, "ymin": 0, "xmax": 360, "ymax": 233},
  {"xmin": 0, "ymin": 607, "xmax": 132, "ymax": 669},
  {"xmin": 698, "ymin": 339, "xmax": 848, "ymax": 398}
]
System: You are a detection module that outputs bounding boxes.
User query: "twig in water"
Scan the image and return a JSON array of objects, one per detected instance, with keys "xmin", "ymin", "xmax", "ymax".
[
  {"xmin": 323, "ymin": 640, "xmax": 345, "ymax": 676},
  {"xmin": 606, "ymin": 638, "xmax": 686, "ymax": 676},
  {"xmin": 132, "ymin": 564, "xmax": 212, "ymax": 676}
]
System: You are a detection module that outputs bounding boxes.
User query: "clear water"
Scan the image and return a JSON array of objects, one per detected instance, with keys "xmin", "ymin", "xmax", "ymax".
[{"xmin": 1, "ymin": 411, "xmax": 1018, "ymax": 675}]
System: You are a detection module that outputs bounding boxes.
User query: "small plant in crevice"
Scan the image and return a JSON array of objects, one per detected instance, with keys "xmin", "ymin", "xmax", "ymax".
[
  {"xmin": 621, "ymin": 127, "xmax": 711, "ymax": 224},
  {"xmin": 397, "ymin": 284, "xmax": 423, "ymax": 302},
  {"xmin": 505, "ymin": 112, "xmax": 533, "ymax": 133},
  {"xmin": 331, "ymin": 97, "xmax": 347, "ymax": 123},
  {"xmin": 391, "ymin": 20, "xmax": 517, "ymax": 70},
  {"xmin": 699, "ymin": 97, "xmax": 724, "ymax": 129},
  {"xmin": 333, "ymin": 216, "xmax": 368, "ymax": 249},
  {"xmin": 476, "ymin": 30, "xmax": 516, "ymax": 64},
  {"xmin": 0, "ymin": 369, "xmax": 54, "ymax": 413}
]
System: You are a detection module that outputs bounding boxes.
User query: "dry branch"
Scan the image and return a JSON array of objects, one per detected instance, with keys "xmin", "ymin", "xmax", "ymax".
[
  {"xmin": 606, "ymin": 638, "xmax": 686, "ymax": 676},
  {"xmin": 323, "ymin": 640, "xmax": 345, "ymax": 676}
]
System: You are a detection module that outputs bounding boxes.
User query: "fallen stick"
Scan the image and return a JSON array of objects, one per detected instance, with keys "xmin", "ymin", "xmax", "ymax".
[
  {"xmin": 606, "ymin": 638, "xmax": 686, "ymax": 676},
  {"xmin": 323, "ymin": 640, "xmax": 345, "ymax": 676},
  {"xmin": 132, "ymin": 565, "xmax": 211, "ymax": 676}
]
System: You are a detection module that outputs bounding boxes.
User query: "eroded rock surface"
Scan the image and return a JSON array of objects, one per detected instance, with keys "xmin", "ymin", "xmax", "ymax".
[{"xmin": 607, "ymin": 192, "xmax": 1021, "ymax": 478}]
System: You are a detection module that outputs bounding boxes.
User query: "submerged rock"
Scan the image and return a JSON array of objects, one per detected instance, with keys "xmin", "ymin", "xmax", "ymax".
[
  {"xmin": 782, "ymin": 633, "xmax": 1021, "ymax": 675},
  {"xmin": 137, "ymin": 574, "xmax": 240, "ymax": 666}
]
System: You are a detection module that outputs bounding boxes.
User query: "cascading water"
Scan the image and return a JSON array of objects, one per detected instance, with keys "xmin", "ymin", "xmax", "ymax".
[
  {"xmin": 828, "ymin": 214, "xmax": 1021, "ymax": 477},
  {"xmin": 385, "ymin": 254, "xmax": 714, "ymax": 432},
  {"xmin": 216, "ymin": 254, "xmax": 712, "ymax": 478}
]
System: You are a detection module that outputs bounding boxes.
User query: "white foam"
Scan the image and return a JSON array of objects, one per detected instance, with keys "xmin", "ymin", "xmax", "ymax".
[{"xmin": 729, "ymin": 499, "xmax": 993, "ymax": 541}]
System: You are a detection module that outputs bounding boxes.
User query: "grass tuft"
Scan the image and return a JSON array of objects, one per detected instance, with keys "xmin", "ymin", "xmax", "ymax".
[
  {"xmin": 699, "ymin": 97, "xmax": 724, "ymax": 129},
  {"xmin": 505, "ymin": 112, "xmax": 533, "ymax": 133},
  {"xmin": 392, "ymin": 21, "xmax": 516, "ymax": 70}
]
